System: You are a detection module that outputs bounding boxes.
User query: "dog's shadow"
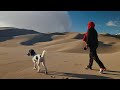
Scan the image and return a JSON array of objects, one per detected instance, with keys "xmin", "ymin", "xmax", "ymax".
[{"xmin": 47, "ymin": 71, "xmax": 112, "ymax": 79}]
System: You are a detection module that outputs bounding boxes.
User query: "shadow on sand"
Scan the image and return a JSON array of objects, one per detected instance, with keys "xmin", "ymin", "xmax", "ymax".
[
  {"xmin": 98, "ymin": 41, "xmax": 116, "ymax": 47},
  {"xmin": 102, "ymin": 33, "xmax": 120, "ymax": 39},
  {"xmin": 47, "ymin": 71, "xmax": 112, "ymax": 79},
  {"xmin": 73, "ymin": 33, "xmax": 84, "ymax": 39},
  {"xmin": 20, "ymin": 34, "xmax": 53, "ymax": 45},
  {"xmin": 0, "ymin": 27, "xmax": 67, "ymax": 46},
  {"xmin": 92, "ymin": 69, "xmax": 120, "ymax": 76},
  {"xmin": 20, "ymin": 32, "xmax": 66, "ymax": 46}
]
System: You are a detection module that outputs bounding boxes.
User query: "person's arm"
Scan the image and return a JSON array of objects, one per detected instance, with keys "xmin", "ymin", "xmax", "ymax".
[
  {"xmin": 82, "ymin": 33, "xmax": 88, "ymax": 48},
  {"xmin": 86, "ymin": 29, "xmax": 92, "ymax": 47},
  {"xmin": 83, "ymin": 33, "xmax": 87, "ymax": 42},
  {"xmin": 83, "ymin": 40, "xmax": 87, "ymax": 46},
  {"xmin": 84, "ymin": 41, "xmax": 88, "ymax": 50}
]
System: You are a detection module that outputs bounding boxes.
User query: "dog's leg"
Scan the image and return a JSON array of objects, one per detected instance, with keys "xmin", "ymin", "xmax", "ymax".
[
  {"xmin": 37, "ymin": 61, "xmax": 41, "ymax": 73},
  {"xmin": 33, "ymin": 61, "xmax": 37, "ymax": 70},
  {"xmin": 41, "ymin": 61, "xmax": 48, "ymax": 74}
]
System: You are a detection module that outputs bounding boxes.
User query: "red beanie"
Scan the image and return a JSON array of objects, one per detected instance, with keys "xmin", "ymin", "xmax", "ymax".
[
  {"xmin": 88, "ymin": 22, "xmax": 95, "ymax": 30},
  {"xmin": 83, "ymin": 21, "xmax": 95, "ymax": 42}
]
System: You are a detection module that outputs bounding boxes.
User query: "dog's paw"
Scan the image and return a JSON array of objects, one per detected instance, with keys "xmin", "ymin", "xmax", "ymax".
[
  {"xmin": 33, "ymin": 67, "xmax": 37, "ymax": 70},
  {"xmin": 37, "ymin": 71, "xmax": 40, "ymax": 73},
  {"xmin": 37, "ymin": 69, "xmax": 41, "ymax": 73},
  {"xmin": 45, "ymin": 71, "xmax": 48, "ymax": 75}
]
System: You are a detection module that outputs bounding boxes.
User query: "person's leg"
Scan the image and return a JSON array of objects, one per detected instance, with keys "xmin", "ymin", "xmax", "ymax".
[
  {"xmin": 86, "ymin": 53, "xmax": 93, "ymax": 69},
  {"xmin": 86, "ymin": 48, "xmax": 94, "ymax": 70},
  {"xmin": 93, "ymin": 53, "xmax": 106, "ymax": 74},
  {"xmin": 92, "ymin": 49, "xmax": 106, "ymax": 69}
]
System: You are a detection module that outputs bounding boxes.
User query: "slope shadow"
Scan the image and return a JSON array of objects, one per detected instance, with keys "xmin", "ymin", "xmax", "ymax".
[
  {"xmin": 102, "ymin": 33, "xmax": 120, "ymax": 39},
  {"xmin": 48, "ymin": 71, "xmax": 111, "ymax": 79},
  {"xmin": 0, "ymin": 27, "xmax": 39, "ymax": 42},
  {"xmin": 20, "ymin": 34, "xmax": 53, "ymax": 45},
  {"xmin": 20, "ymin": 33, "xmax": 66, "ymax": 46},
  {"xmin": 113, "ymin": 35, "xmax": 120, "ymax": 39},
  {"xmin": 0, "ymin": 37, "xmax": 14, "ymax": 42},
  {"xmin": 0, "ymin": 28, "xmax": 39, "ymax": 37},
  {"xmin": 73, "ymin": 33, "xmax": 84, "ymax": 39},
  {"xmin": 0, "ymin": 27, "xmax": 67, "ymax": 45},
  {"xmin": 98, "ymin": 41, "xmax": 116, "ymax": 47},
  {"xmin": 50, "ymin": 32, "xmax": 66, "ymax": 35}
]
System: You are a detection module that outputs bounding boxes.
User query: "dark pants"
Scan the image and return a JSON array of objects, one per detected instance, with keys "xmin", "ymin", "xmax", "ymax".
[{"xmin": 88, "ymin": 45, "xmax": 106, "ymax": 69}]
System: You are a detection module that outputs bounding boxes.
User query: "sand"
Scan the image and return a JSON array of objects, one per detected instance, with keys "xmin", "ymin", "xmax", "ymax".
[{"xmin": 0, "ymin": 28, "xmax": 120, "ymax": 79}]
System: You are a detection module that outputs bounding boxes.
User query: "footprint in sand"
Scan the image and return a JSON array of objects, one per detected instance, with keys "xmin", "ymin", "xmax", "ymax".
[
  {"xmin": 64, "ymin": 61, "xmax": 68, "ymax": 62},
  {"xmin": 74, "ymin": 64, "xmax": 81, "ymax": 66}
]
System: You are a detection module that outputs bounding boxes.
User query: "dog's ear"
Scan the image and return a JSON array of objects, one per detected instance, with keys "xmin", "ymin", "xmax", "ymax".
[
  {"xmin": 29, "ymin": 49, "xmax": 36, "ymax": 56},
  {"xmin": 29, "ymin": 49, "xmax": 34, "ymax": 53}
]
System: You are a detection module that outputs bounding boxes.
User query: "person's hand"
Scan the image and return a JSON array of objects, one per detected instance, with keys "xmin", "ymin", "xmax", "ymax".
[
  {"xmin": 84, "ymin": 44, "xmax": 88, "ymax": 50},
  {"xmin": 86, "ymin": 44, "xmax": 89, "ymax": 48}
]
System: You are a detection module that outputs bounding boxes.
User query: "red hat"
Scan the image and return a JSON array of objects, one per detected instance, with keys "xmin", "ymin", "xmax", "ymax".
[{"xmin": 88, "ymin": 22, "xmax": 95, "ymax": 30}]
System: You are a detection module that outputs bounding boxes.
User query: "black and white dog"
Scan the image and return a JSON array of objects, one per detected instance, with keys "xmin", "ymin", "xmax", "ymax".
[{"xmin": 27, "ymin": 49, "xmax": 48, "ymax": 74}]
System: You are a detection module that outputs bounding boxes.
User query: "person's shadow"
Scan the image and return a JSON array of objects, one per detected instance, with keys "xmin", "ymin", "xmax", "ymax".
[
  {"xmin": 47, "ymin": 71, "xmax": 112, "ymax": 79},
  {"xmin": 63, "ymin": 72, "xmax": 112, "ymax": 79}
]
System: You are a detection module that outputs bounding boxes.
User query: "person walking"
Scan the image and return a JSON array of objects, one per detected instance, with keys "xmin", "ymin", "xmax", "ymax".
[{"xmin": 83, "ymin": 21, "xmax": 106, "ymax": 74}]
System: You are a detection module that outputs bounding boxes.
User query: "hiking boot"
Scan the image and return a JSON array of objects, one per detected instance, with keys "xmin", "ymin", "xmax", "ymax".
[
  {"xmin": 85, "ymin": 66, "xmax": 92, "ymax": 70},
  {"xmin": 99, "ymin": 68, "xmax": 106, "ymax": 74},
  {"xmin": 103, "ymin": 68, "xmax": 106, "ymax": 71}
]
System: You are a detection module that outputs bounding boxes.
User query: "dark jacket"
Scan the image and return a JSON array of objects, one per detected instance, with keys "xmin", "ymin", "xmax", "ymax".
[{"xmin": 87, "ymin": 28, "xmax": 98, "ymax": 47}]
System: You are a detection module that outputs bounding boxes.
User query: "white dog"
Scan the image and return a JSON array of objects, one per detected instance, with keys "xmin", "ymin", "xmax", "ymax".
[{"xmin": 27, "ymin": 49, "xmax": 48, "ymax": 74}]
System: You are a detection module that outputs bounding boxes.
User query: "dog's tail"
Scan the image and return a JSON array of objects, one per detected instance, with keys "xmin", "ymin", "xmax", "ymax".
[{"xmin": 41, "ymin": 50, "xmax": 46, "ymax": 57}]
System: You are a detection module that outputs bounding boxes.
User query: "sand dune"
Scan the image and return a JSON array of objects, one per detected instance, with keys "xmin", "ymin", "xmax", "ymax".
[
  {"xmin": 1, "ymin": 30, "xmax": 120, "ymax": 53},
  {"xmin": 0, "ymin": 28, "xmax": 120, "ymax": 79}
]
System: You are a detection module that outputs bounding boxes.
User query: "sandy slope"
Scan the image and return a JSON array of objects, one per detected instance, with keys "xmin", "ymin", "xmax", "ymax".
[{"xmin": 0, "ymin": 30, "xmax": 120, "ymax": 79}]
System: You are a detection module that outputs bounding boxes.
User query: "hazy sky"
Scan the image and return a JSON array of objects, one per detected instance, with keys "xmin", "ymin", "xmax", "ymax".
[
  {"xmin": 0, "ymin": 11, "xmax": 120, "ymax": 34},
  {"xmin": 0, "ymin": 11, "xmax": 72, "ymax": 33}
]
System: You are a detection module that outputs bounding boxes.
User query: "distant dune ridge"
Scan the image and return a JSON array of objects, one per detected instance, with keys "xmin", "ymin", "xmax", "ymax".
[
  {"xmin": 0, "ymin": 27, "xmax": 120, "ymax": 79},
  {"xmin": 0, "ymin": 27, "xmax": 120, "ymax": 53}
]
